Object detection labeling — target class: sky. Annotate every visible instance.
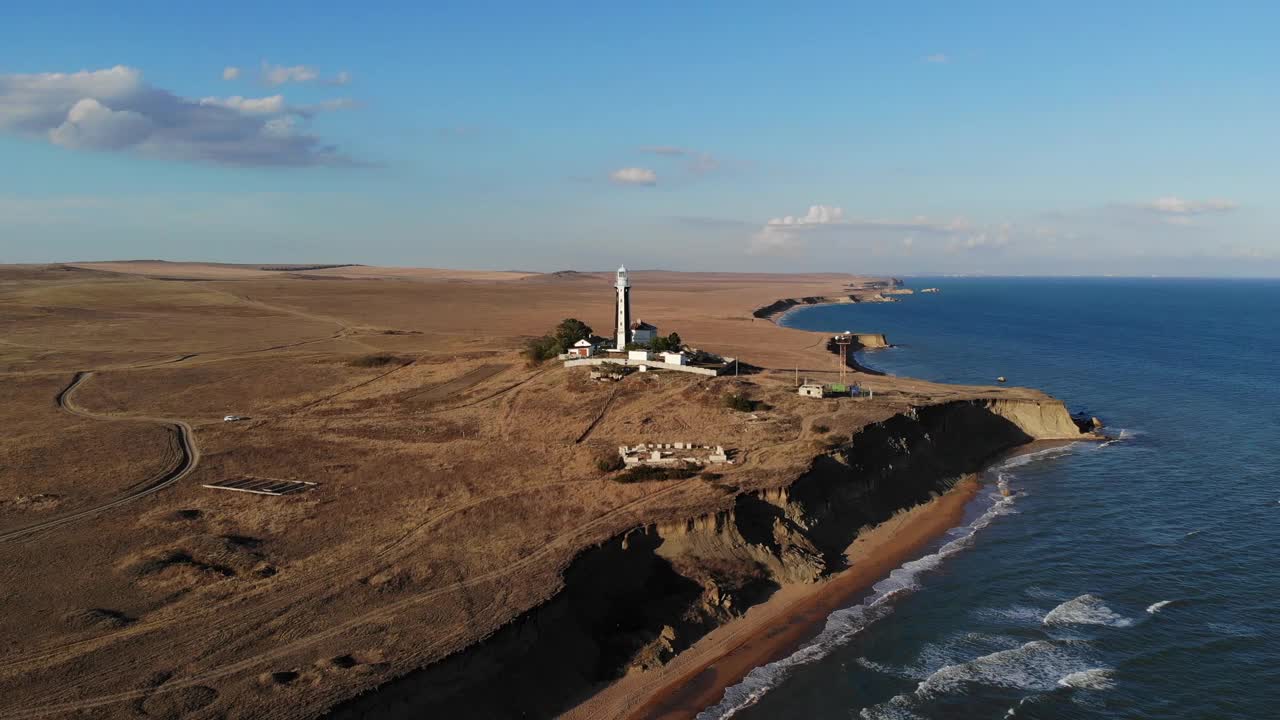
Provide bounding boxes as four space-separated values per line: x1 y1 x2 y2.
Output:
2 1 1278 276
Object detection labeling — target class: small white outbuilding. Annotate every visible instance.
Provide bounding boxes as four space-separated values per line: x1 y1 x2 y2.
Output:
628 349 652 361
661 351 687 365
568 338 594 358
798 383 825 398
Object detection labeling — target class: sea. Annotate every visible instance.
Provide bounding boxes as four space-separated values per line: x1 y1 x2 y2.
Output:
697 278 1280 719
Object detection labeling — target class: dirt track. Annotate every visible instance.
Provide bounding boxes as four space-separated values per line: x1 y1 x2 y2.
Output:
0 372 199 544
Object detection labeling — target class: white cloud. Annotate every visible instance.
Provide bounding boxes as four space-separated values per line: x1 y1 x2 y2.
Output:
261 62 351 87
750 204 845 254
946 225 1011 252
1115 196 1239 227
1135 196 1238 215
262 63 318 86
766 204 846 226
222 66 241 81
198 95 354 117
748 204 1017 256
610 167 657 185
48 98 153 150
0 66 359 166
923 53 950 64
200 94 286 114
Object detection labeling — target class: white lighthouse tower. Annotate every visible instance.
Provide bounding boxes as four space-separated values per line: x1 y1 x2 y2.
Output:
614 265 631 350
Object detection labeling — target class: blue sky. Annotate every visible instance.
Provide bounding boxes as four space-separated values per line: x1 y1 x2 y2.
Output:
3 1 1277 275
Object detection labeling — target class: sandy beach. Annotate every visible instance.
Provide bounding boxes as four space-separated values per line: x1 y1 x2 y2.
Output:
565 476 981 720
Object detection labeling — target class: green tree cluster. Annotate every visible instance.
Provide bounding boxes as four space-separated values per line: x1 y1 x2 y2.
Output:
626 331 683 354
525 318 594 364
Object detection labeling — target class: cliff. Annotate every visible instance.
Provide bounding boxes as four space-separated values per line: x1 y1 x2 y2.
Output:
751 295 855 320
327 397 1085 719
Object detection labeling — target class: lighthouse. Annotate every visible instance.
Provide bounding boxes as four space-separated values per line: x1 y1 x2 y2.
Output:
614 265 631 350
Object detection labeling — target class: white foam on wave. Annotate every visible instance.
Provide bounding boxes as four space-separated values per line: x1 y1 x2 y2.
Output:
1043 594 1133 628
995 444 1083 470
696 447 1076 720
916 641 1083 696
1058 668 1117 690
1097 427 1143 448
861 640 1102 718
696 443 1092 719
858 632 1024 682
1146 599 1175 614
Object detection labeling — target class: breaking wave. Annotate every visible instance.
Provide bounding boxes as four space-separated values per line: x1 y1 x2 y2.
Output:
1043 594 1133 628
860 640 1105 719
696 449 1071 719
1058 668 1117 690
1146 599 1175 614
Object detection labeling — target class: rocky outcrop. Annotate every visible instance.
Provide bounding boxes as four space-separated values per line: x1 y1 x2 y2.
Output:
329 398 1086 720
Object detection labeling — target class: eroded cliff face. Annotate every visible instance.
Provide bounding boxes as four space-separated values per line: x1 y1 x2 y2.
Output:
329 398 1084 720
653 398 1079 594
752 295 854 319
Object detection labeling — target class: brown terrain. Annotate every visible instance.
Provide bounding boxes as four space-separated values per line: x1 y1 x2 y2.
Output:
0 261 1090 719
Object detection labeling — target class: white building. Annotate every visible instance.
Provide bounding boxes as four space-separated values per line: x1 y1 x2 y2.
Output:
798 383 825 398
631 320 658 345
661 351 686 365
628 349 652 361
568 339 594 358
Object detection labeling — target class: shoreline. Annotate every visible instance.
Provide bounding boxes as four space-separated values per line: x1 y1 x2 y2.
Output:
564 475 982 720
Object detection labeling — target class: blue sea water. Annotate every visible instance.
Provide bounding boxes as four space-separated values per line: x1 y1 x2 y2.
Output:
700 278 1280 719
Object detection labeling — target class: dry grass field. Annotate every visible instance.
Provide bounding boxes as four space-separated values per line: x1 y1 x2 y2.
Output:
0 262 1056 719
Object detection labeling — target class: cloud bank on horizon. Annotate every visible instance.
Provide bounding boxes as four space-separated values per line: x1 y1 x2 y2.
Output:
0 66 357 166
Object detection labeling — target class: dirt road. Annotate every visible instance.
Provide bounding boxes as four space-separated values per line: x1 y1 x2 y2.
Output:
0 372 200 544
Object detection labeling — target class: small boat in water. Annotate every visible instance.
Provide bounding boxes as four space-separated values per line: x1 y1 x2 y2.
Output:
996 376 1007 383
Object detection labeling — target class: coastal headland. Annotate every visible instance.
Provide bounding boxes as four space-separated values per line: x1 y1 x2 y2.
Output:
0 262 1094 719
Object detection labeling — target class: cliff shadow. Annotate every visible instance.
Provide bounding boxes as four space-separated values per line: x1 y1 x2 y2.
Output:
327 530 705 720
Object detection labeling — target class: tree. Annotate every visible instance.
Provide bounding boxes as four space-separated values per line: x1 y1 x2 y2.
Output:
553 318 593 350
524 335 560 365
525 318 595 365
647 331 683 354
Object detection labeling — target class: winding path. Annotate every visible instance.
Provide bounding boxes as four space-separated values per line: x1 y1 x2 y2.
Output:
0 372 200 544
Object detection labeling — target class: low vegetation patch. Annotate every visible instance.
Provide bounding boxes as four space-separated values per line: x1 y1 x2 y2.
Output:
625 331 683 354
614 463 700 483
348 353 402 368
723 393 758 412
596 455 626 473
812 423 830 434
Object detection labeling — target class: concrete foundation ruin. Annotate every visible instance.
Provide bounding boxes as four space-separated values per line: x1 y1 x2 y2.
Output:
618 442 730 467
